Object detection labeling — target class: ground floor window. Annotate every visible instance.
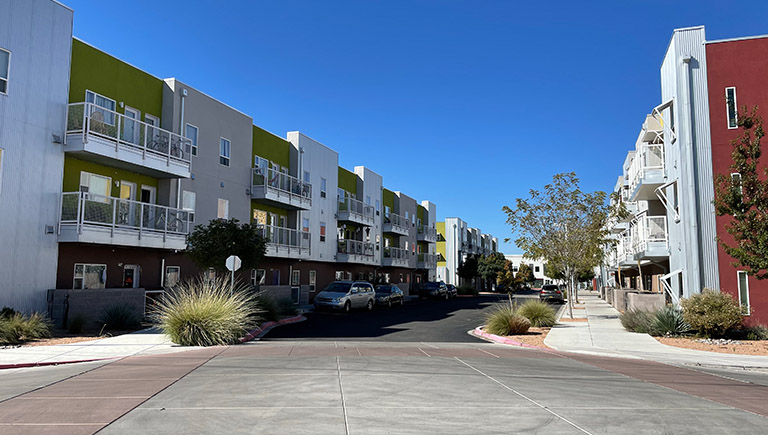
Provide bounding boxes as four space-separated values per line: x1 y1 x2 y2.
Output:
73 264 107 289
291 270 300 286
309 270 317 292
335 271 344 280
345 272 352 281
165 266 180 288
738 271 750 315
399 273 403 283
252 269 265 286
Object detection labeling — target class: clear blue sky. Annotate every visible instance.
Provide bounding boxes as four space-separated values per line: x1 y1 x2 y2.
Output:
63 0 768 254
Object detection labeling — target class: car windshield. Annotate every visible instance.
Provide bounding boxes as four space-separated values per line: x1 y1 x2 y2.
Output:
375 286 392 293
323 282 352 293
542 285 558 291
422 282 439 289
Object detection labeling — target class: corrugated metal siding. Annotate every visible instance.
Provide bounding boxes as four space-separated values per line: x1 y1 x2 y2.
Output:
0 0 72 313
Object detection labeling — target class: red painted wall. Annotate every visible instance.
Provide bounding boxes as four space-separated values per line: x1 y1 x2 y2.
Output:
706 37 768 325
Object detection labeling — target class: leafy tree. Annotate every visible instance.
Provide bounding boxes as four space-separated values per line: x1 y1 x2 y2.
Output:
457 256 479 284
577 268 595 283
502 173 619 318
478 252 506 288
714 107 768 280
497 260 517 290
186 219 267 273
543 262 565 281
514 263 535 288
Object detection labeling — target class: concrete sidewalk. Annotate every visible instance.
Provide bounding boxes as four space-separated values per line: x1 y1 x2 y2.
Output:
0 328 200 368
545 291 768 369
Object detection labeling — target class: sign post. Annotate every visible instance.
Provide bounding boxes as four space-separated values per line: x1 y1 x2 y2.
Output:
225 255 242 296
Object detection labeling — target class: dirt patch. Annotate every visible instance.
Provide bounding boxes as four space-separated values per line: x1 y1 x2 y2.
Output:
21 336 104 347
504 327 551 348
657 337 768 356
558 318 589 322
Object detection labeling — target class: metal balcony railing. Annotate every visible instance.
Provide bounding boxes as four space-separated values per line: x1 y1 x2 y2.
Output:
417 225 437 240
337 239 375 257
631 215 668 254
417 253 438 266
338 196 375 222
252 168 312 201
384 246 408 260
257 224 310 250
67 102 192 164
629 143 664 193
60 192 190 237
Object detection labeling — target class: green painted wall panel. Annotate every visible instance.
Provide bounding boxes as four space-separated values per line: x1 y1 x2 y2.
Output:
252 125 290 168
382 188 395 209
70 39 164 120
63 157 159 198
417 205 426 222
338 167 357 194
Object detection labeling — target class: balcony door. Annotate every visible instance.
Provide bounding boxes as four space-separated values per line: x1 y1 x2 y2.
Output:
119 181 136 226
122 106 140 145
141 185 157 230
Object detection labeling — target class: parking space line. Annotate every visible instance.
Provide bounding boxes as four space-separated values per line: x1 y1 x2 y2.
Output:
419 342 440 349
454 357 593 435
418 348 432 357
478 349 501 358
335 356 350 435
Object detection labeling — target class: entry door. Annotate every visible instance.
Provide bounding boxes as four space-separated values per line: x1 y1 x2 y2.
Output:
145 114 160 145
122 106 140 144
141 185 157 229
119 181 136 226
123 265 140 288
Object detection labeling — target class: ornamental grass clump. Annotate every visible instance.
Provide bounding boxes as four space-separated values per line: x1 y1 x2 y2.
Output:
485 303 531 336
0 312 52 345
153 276 261 346
681 289 743 338
651 306 690 336
517 299 556 327
619 309 654 334
99 305 141 331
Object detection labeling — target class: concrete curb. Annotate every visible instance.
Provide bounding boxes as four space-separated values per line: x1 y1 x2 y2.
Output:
470 326 549 350
0 357 117 370
240 315 306 343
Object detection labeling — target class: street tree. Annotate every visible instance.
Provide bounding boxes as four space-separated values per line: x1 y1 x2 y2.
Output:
478 252 506 290
514 263 535 288
186 218 267 273
502 172 618 318
497 260 517 291
457 256 479 286
714 107 768 280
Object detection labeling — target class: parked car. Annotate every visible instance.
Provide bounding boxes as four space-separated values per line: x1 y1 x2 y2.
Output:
416 281 448 300
374 284 404 307
446 284 458 299
539 284 564 304
314 281 375 313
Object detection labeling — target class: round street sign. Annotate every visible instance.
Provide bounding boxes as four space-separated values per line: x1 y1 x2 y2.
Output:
225 255 242 272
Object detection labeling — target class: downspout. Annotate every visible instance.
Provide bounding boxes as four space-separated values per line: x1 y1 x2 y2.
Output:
176 90 186 209
681 56 701 296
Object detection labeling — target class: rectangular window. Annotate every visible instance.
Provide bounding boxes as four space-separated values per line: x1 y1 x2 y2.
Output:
726 87 738 129
335 271 344 280
345 272 352 281
366 195 371 206
738 271 750 315
320 178 327 198
405 211 409 221
217 198 229 219
412 214 416 225
309 270 317 292
385 206 390 218
186 124 199 156
376 200 380 215
85 90 116 126
535 266 540 273
165 266 180 288
291 270 300 286
320 222 327 242
79 172 112 198
731 172 743 196
338 188 346 203
182 190 196 223
251 269 266 286
0 48 9 94
219 137 231 166
302 218 310 233
73 264 107 289
399 273 403 283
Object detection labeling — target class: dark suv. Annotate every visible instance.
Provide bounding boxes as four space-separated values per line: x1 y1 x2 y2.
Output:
539 284 564 304
416 281 449 300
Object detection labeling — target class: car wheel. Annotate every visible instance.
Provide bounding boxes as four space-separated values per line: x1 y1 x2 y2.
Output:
366 300 374 311
387 299 392 308
343 301 351 313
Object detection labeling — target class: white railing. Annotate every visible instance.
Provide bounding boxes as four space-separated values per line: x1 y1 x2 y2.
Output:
337 239 375 257
417 225 437 240
338 196 375 221
632 215 667 254
257 224 310 250
60 192 190 237
384 246 408 260
417 253 438 266
252 168 312 201
629 143 664 192
67 102 192 164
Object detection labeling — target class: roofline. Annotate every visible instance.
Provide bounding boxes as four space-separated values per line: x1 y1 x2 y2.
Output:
253 124 291 144
51 0 74 13
660 25 706 69
164 78 252 120
705 34 768 45
73 37 165 82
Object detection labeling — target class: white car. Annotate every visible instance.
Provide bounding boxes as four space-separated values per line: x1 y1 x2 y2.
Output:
313 281 375 313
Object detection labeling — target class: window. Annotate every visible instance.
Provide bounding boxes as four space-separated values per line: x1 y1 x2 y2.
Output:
376 234 380 250
0 48 9 94
85 90 116 126
182 191 196 223
217 198 229 219
320 178 327 198
384 273 390 283
385 206 390 218
338 188 346 203
345 272 352 281
165 266 180 288
405 241 409 251
535 266 540 273
405 211 409 221
251 269 266 286
186 124 199 156
399 273 403 283
73 264 107 289
366 195 371 206
302 218 310 233
731 172 743 196
309 270 317 292
292 270 300 286
376 200 380 215
738 271 750 315
320 222 327 242
412 214 416 226
335 271 344 280
79 172 111 198
726 87 738 129
219 137 231 166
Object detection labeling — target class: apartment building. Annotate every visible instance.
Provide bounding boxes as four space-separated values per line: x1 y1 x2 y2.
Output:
504 255 557 288
0 0 73 313
436 217 499 288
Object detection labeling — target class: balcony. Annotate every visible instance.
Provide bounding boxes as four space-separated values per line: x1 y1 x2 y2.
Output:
337 197 375 227
66 103 191 179
383 247 409 267
628 144 665 201
632 215 668 261
641 114 664 143
58 192 189 250
383 213 409 236
417 253 438 269
251 168 311 211
258 225 310 259
416 225 437 242
337 239 377 265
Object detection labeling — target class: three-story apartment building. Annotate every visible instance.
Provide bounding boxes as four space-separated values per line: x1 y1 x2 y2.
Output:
436 217 499 288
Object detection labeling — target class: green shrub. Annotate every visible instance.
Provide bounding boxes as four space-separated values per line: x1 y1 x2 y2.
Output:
517 299 556 327
681 289 743 338
651 306 689 336
153 276 261 346
457 286 478 296
728 325 768 341
0 306 17 319
0 312 52 344
100 305 141 331
485 304 531 336
620 309 654 334
255 293 280 322
68 314 88 334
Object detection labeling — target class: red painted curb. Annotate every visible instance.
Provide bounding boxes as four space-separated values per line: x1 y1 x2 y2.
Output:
240 315 306 343
472 326 548 350
0 357 117 370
